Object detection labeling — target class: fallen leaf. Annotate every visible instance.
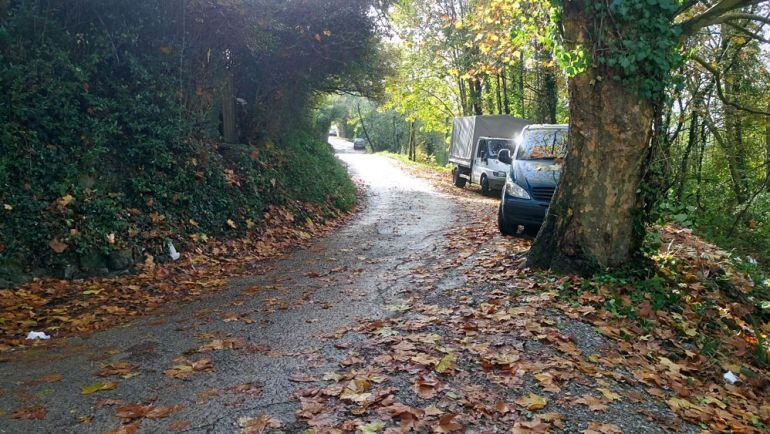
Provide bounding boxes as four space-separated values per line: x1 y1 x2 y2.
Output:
238 413 282 433
38 373 64 383
574 395 608 412
97 361 137 378
49 238 68 253
516 392 548 411
435 352 456 373
81 381 118 395
12 405 46 420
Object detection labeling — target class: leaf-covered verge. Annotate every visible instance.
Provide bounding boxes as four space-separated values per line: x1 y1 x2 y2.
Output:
0 196 357 349
0 0 379 281
315 155 769 432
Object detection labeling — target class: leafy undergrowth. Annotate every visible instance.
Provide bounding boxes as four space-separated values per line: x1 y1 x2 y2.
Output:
291 158 770 432
0 201 356 350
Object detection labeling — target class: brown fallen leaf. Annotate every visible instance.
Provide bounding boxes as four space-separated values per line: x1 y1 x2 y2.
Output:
168 420 192 432
163 357 213 379
434 413 463 433
289 373 317 383
238 413 282 433
97 361 138 378
38 373 65 383
107 421 140 434
512 418 550 434
574 395 609 412
229 383 262 396
12 405 46 420
582 422 622 434
116 403 182 421
413 375 441 399
48 238 68 253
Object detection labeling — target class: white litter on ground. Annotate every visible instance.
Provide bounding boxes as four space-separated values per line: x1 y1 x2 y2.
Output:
167 241 181 261
723 370 739 384
26 331 51 340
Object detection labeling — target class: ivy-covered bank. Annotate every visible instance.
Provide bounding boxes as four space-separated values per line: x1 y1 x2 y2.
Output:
0 0 378 283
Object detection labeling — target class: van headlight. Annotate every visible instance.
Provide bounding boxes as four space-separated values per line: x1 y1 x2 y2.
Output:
505 177 531 199
493 171 506 177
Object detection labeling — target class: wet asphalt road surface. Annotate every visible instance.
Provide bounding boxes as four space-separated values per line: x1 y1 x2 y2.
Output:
0 137 457 433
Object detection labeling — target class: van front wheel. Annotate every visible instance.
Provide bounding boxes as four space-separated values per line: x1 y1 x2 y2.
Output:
498 204 517 236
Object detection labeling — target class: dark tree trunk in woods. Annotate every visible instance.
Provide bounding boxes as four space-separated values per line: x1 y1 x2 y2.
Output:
468 78 483 115
526 3 655 272
766 122 770 191
501 67 510 114
408 121 416 161
535 49 557 123
676 108 699 201
221 72 238 144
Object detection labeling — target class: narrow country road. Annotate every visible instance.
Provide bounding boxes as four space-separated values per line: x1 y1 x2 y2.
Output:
0 137 459 433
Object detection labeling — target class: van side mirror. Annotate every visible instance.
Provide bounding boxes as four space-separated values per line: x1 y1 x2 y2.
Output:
498 149 512 164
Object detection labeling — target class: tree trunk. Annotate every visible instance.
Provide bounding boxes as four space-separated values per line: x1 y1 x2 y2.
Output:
526 4 655 272
408 121 416 161
766 121 770 191
220 72 238 144
501 67 510 115
676 109 699 201
535 48 557 123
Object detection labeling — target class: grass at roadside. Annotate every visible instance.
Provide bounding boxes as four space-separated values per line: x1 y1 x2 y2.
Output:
376 152 452 172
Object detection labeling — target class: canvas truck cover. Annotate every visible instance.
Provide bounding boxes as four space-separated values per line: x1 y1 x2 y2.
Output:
449 115 530 166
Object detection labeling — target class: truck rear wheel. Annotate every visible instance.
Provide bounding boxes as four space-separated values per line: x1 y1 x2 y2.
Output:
453 166 467 188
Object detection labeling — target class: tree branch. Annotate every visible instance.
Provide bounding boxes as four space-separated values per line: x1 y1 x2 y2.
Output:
679 0 764 37
715 12 770 25
725 21 770 43
690 55 770 116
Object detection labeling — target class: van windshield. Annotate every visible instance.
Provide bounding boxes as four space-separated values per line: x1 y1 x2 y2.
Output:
518 129 568 160
486 139 515 158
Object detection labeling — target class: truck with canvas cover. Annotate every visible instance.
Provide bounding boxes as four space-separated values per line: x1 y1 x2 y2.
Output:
450 115 530 195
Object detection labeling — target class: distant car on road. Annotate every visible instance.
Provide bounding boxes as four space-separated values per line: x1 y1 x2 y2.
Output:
353 138 366 150
329 127 338 136
497 124 568 236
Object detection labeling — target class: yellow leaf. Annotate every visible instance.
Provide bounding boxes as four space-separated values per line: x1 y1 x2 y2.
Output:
516 392 547 411
599 388 621 401
435 353 455 373
81 381 117 395
57 194 74 207
666 397 694 411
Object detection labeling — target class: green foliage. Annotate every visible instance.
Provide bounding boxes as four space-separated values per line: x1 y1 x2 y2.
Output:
321 95 449 165
585 0 684 100
0 0 367 275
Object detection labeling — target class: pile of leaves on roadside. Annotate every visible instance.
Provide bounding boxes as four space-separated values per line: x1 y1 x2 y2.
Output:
0 202 354 350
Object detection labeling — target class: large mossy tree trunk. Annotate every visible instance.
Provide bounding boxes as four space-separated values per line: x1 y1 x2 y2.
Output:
526 2 655 273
